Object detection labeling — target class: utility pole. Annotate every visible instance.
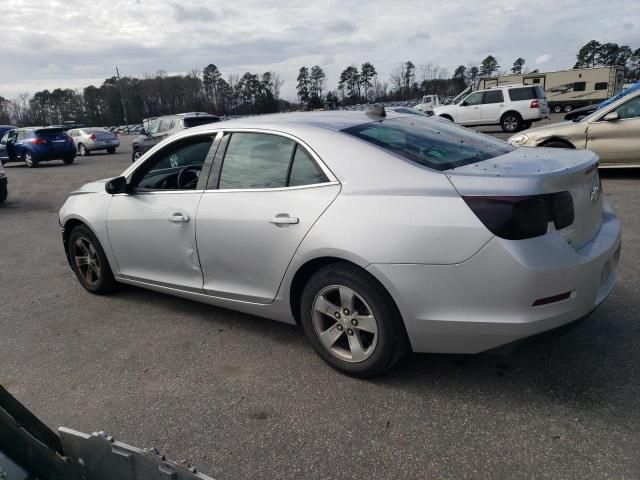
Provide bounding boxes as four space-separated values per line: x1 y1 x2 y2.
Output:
115 66 130 133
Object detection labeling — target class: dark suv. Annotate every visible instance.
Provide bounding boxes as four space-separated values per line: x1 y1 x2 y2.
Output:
131 112 221 162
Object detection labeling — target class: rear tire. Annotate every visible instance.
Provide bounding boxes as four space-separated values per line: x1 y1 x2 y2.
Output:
132 149 142 163
299 263 409 378
63 155 75 165
501 112 523 133
552 105 563 113
68 225 117 294
24 152 37 168
78 144 89 156
107 147 116 154
563 105 573 113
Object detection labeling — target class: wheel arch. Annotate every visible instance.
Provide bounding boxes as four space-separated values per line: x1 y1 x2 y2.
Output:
62 216 102 265
288 256 405 335
539 137 576 149
439 114 454 122
500 110 522 122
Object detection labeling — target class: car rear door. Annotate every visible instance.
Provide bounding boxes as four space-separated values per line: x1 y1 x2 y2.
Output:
480 89 504 123
586 94 640 165
196 131 340 303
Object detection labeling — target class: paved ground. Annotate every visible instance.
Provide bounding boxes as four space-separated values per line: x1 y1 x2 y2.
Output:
1 121 639 479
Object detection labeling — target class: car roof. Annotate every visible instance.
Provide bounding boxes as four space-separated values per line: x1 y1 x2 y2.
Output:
191 110 409 133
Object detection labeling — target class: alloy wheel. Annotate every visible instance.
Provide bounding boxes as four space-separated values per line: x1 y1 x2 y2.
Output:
73 236 102 287
24 153 34 167
311 285 379 363
79 144 87 156
503 116 519 132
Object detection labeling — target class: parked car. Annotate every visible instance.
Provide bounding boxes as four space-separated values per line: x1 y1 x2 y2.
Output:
0 125 16 138
59 109 620 377
0 160 7 203
414 94 443 114
508 89 640 167
131 113 221 162
67 127 120 156
433 84 550 133
0 127 76 167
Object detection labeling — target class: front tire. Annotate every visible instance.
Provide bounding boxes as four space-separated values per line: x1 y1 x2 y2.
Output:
299 263 409 378
501 112 523 133
68 225 117 294
132 149 142 163
24 152 37 168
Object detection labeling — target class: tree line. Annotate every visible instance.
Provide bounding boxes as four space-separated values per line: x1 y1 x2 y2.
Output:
1 40 638 127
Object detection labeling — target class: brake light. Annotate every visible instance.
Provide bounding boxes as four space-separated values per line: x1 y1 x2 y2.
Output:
530 100 540 109
463 192 574 240
89 134 96 141
66 135 73 143
32 137 47 145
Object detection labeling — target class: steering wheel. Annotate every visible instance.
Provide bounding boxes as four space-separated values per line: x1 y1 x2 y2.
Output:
176 165 202 189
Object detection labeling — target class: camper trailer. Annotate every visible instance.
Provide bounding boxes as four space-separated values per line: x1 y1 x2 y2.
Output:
478 66 625 113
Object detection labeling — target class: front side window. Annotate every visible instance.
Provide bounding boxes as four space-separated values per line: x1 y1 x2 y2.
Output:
147 119 161 135
614 96 640 120
463 92 483 106
135 136 213 190
342 117 514 171
0 132 9 145
483 90 504 104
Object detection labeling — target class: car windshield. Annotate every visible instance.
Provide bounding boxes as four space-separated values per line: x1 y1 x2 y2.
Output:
341 116 514 170
183 116 220 128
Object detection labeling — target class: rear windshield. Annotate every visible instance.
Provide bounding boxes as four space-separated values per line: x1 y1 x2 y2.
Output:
183 116 220 128
341 117 514 171
35 127 64 136
508 86 545 101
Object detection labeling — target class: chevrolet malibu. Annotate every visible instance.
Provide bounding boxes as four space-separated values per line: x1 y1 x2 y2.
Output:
59 110 621 377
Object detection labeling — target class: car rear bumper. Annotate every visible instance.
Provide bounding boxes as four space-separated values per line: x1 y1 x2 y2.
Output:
368 203 621 354
0 176 7 188
87 140 120 150
32 147 76 161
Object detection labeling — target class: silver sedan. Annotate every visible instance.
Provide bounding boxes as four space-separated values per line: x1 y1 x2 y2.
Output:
67 128 120 156
59 110 621 377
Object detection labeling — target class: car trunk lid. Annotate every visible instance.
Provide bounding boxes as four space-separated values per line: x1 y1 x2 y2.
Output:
446 147 602 250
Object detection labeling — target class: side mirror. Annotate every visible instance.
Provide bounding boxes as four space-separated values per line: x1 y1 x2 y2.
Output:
141 128 148 136
105 176 129 195
603 112 619 122
460 101 468 107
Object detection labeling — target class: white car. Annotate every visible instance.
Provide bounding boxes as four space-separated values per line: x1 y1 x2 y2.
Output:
434 85 550 133
59 109 620 377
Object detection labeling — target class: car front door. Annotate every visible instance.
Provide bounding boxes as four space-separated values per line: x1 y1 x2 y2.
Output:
0 132 10 164
106 133 218 289
458 92 484 124
196 131 340 303
481 89 504 123
586 95 640 165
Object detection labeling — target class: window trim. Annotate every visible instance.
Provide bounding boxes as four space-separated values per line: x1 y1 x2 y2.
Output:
206 128 338 192
593 94 640 123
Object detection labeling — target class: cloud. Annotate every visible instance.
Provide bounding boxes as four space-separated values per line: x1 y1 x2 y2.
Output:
535 54 553 64
1 0 638 100
171 3 216 23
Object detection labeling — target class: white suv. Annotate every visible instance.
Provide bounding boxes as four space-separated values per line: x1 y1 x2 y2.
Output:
433 85 550 133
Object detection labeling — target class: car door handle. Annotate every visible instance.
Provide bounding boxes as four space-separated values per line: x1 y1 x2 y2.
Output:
168 213 189 223
269 214 299 225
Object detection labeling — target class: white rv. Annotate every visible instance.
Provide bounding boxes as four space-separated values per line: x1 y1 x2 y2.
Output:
478 66 625 113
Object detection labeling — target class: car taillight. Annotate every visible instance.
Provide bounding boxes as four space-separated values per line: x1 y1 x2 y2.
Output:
530 100 540 108
463 192 574 240
66 135 73 143
32 137 47 145
89 134 96 141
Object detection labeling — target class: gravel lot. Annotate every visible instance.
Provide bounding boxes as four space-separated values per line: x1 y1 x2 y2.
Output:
1 117 639 479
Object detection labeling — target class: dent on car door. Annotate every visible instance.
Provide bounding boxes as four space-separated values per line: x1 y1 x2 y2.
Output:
106 134 218 289
587 95 640 164
196 132 340 303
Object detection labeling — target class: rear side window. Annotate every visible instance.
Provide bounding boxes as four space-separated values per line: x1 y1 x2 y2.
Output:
289 147 328 186
342 117 514 171
483 90 504 104
595 82 608 91
219 133 295 189
508 87 541 101
573 82 586 92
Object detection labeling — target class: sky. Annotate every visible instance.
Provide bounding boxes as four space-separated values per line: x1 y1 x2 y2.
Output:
2 0 639 101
